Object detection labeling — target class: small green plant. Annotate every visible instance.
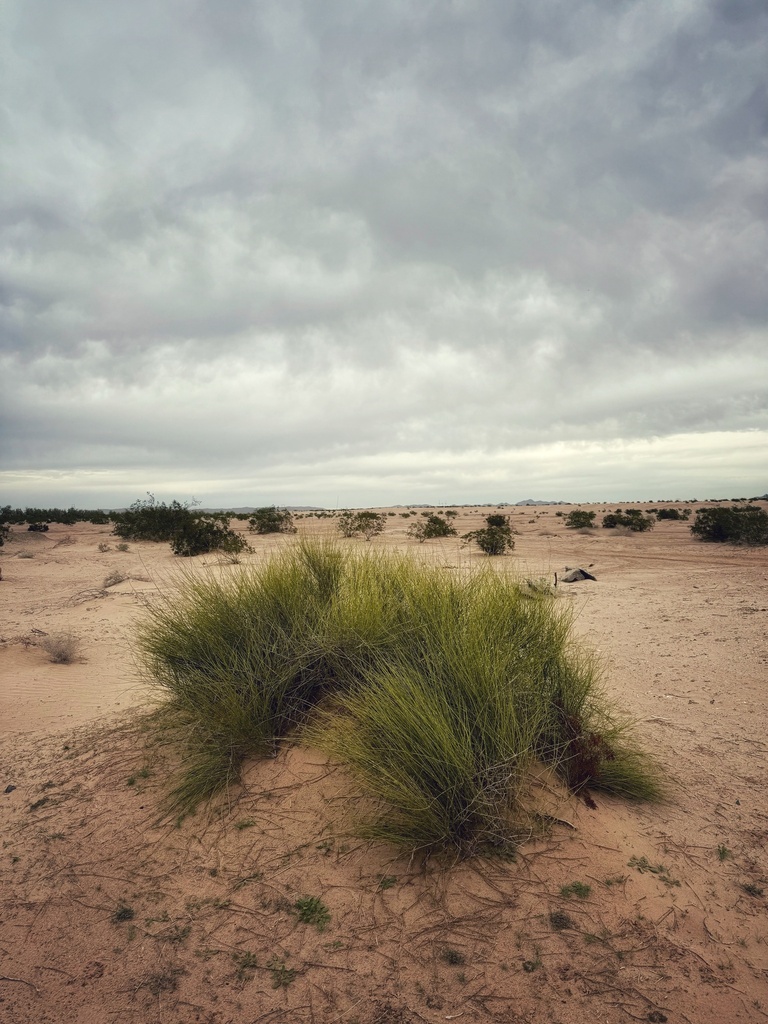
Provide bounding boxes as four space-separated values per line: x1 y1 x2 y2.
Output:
268 958 297 988
235 818 256 830
717 844 732 862
628 855 680 887
112 904 135 923
376 875 397 891
116 542 129 552
440 947 466 965
564 510 596 529
232 950 258 981
248 507 297 535
560 881 591 899
741 882 764 898
97 542 111 552
294 895 331 931
549 909 576 931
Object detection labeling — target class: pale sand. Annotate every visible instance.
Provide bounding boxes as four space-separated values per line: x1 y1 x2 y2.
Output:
1 507 767 1023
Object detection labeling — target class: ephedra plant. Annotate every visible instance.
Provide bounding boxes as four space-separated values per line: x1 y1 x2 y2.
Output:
137 541 662 856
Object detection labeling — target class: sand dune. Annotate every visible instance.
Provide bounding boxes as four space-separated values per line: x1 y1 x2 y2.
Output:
1 507 766 1023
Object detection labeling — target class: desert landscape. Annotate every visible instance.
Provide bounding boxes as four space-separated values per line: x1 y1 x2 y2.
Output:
1 504 767 1024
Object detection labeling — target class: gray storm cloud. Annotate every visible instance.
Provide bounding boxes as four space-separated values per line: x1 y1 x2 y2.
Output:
1 0 766 506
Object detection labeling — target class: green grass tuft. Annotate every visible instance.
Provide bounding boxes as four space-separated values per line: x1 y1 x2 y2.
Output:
136 541 664 853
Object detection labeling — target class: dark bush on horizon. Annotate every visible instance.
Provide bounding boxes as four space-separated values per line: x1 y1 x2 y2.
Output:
248 507 297 535
656 508 691 521
0 505 111 526
690 505 768 545
602 509 654 532
564 510 596 529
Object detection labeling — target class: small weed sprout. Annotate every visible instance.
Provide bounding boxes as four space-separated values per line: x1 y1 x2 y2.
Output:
97 542 111 552
294 895 331 931
549 909 576 931
268 958 297 988
717 844 732 861
232 950 258 981
112 904 135 923
39 633 80 664
440 947 466 966
116 542 129 552
560 881 591 899
741 882 764 898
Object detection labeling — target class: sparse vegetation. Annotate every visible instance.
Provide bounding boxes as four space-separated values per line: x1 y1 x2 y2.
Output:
137 541 662 855
564 510 596 529
560 881 591 899
39 633 80 664
602 509 655 532
248 507 297 535
691 505 768 545
463 514 515 555
293 895 331 931
655 507 691 521
407 514 457 543
337 510 386 540
112 494 247 556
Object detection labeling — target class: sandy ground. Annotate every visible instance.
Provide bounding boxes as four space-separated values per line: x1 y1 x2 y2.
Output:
1 506 767 1024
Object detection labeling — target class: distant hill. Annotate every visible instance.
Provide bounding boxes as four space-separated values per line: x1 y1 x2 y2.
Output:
514 498 570 506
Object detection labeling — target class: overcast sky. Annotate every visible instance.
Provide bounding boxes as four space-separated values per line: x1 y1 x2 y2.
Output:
2 0 766 509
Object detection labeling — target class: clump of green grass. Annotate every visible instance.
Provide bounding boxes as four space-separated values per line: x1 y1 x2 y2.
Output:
560 881 591 899
293 895 331 931
137 541 663 855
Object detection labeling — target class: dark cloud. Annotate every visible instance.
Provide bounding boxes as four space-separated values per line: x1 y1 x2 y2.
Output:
1 0 766 505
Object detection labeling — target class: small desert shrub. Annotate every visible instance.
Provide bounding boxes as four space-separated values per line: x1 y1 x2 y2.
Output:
248 507 297 535
39 633 80 664
116 542 129 552
337 511 386 541
97 542 111 552
137 542 661 854
170 516 250 557
602 510 654 532
656 508 690 521
408 514 457 543
112 494 193 542
104 570 128 588
28 523 49 532
690 505 768 545
463 514 515 555
564 510 596 529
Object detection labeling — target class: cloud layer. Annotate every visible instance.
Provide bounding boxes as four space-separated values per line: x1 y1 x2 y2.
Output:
2 1 766 506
